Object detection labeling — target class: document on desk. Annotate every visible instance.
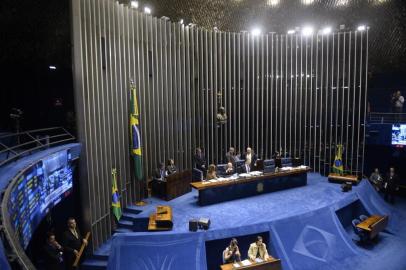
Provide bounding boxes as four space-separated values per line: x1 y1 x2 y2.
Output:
241 260 252 266
233 263 241 268
254 258 264 263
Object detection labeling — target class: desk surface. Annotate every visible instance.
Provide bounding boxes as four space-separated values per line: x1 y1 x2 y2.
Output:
220 257 281 270
328 173 358 182
191 167 310 190
148 206 173 231
356 215 387 231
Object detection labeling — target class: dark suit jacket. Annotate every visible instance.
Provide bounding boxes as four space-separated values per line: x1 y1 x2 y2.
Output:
225 152 238 164
384 173 399 191
62 229 83 269
166 165 178 175
240 163 253 174
43 244 63 270
154 169 167 180
193 154 206 171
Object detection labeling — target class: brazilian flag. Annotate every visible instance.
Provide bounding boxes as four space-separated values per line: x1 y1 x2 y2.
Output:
130 82 143 181
332 144 344 175
111 168 122 221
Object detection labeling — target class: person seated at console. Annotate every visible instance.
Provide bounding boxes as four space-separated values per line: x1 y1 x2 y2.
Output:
193 147 207 173
248 236 269 261
154 162 167 181
206 164 217 180
241 147 258 171
166 159 177 175
223 238 241 264
225 162 235 175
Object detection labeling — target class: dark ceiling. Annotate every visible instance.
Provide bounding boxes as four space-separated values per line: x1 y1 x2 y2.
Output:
0 0 405 130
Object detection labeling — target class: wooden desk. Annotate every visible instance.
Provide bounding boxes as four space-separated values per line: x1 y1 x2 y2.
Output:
191 167 309 205
151 170 192 200
328 173 359 184
220 257 281 270
356 215 388 239
148 206 173 231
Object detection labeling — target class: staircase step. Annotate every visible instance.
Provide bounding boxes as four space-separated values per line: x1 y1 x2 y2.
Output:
81 259 107 270
118 219 133 229
113 227 133 233
124 205 143 215
121 211 141 221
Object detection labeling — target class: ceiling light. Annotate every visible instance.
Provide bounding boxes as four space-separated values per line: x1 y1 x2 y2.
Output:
49 66 56 70
302 26 314 36
357 25 366 31
322 27 332 35
130 1 139 9
144 7 151 14
251 28 261 36
287 30 295 35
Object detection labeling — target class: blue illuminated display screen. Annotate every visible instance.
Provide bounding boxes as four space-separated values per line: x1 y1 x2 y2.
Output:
7 150 74 249
392 124 406 145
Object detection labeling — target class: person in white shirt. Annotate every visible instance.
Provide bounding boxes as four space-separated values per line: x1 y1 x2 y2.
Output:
248 236 269 261
241 147 258 172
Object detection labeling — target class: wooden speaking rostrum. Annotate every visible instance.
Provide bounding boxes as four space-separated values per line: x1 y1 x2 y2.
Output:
73 232 91 267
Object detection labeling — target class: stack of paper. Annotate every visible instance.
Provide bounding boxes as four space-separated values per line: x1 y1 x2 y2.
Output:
241 260 252 266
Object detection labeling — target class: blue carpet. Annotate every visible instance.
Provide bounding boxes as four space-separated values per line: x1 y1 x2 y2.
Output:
99 173 406 270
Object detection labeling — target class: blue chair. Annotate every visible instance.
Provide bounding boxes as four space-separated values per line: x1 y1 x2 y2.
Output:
192 168 203 181
216 164 227 176
352 218 368 243
281 157 293 167
359 214 368 222
235 160 245 173
263 159 275 173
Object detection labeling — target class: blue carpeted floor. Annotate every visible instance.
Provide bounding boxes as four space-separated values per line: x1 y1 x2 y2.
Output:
85 173 406 270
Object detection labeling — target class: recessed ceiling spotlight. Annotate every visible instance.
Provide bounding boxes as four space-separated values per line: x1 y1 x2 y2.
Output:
130 1 139 9
357 25 366 31
322 27 332 35
179 19 184 24
251 28 261 36
302 26 314 36
287 29 295 34
144 6 151 14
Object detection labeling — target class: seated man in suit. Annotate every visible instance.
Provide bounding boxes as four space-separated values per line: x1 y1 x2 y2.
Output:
166 159 178 175
223 238 241 264
248 236 269 261
224 162 235 175
193 147 207 173
154 162 167 181
241 147 258 171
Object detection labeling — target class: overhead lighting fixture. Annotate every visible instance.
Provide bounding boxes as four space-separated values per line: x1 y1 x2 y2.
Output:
251 28 261 36
130 1 139 9
322 27 332 35
287 29 295 35
302 26 314 36
357 25 366 31
213 26 219 32
49 65 56 70
188 23 196 27
161 16 170 21
301 0 314 5
144 6 151 14
267 0 280 7
179 19 184 24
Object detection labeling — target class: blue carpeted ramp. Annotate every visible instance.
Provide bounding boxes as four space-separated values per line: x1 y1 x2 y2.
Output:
270 206 359 270
107 233 205 270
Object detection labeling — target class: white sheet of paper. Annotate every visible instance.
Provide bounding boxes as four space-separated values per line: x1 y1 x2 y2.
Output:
255 258 264 263
241 260 252 266
233 263 240 268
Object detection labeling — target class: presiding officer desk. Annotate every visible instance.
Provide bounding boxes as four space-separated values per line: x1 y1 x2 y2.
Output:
191 166 310 205
220 257 281 270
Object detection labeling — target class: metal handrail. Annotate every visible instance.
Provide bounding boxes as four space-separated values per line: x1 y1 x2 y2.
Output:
0 127 75 167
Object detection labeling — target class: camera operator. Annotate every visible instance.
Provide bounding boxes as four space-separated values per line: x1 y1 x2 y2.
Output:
223 238 241 263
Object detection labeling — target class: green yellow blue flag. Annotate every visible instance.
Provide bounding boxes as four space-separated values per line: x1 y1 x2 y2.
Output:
111 168 122 221
130 82 143 181
332 144 344 175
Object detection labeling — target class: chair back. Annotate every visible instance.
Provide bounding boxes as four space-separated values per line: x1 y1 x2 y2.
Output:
263 159 275 173
359 214 368 221
216 164 227 176
281 157 293 167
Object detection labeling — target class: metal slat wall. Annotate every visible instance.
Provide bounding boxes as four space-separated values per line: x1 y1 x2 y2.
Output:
72 0 368 250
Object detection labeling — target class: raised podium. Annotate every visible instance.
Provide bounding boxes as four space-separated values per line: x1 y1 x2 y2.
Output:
356 215 388 239
148 205 173 231
220 257 281 270
151 170 192 200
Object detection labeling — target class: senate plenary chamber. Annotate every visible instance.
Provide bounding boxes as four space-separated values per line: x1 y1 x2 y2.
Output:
1 0 406 270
